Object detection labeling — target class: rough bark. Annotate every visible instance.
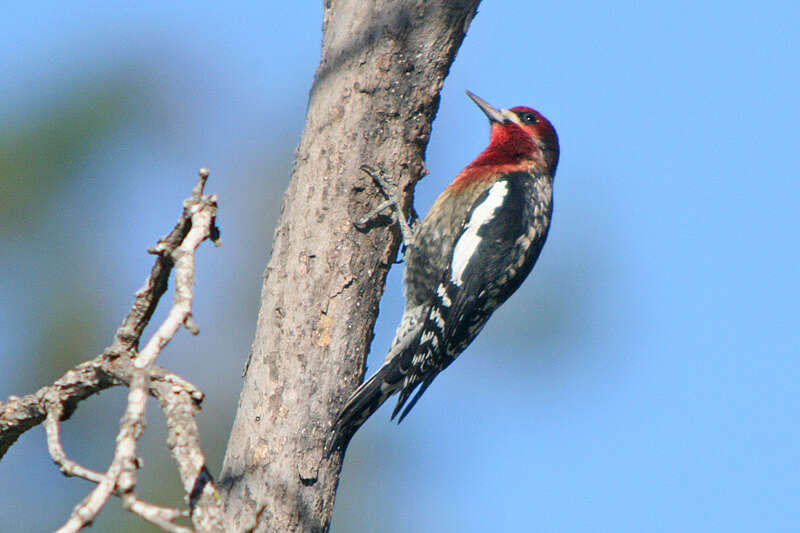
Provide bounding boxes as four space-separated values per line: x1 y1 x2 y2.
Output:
218 2 481 532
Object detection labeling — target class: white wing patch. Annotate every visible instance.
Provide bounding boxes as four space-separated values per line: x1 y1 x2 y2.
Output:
420 330 436 344
436 284 452 307
429 307 445 330
450 181 509 286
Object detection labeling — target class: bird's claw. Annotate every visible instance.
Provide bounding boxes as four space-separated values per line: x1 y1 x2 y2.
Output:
352 214 372 231
354 165 416 246
359 165 394 194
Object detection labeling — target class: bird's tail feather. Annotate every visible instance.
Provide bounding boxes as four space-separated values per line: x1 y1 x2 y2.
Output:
328 308 429 455
391 371 438 422
327 362 400 455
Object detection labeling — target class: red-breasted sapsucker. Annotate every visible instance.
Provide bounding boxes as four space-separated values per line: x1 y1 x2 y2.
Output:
330 91 559 451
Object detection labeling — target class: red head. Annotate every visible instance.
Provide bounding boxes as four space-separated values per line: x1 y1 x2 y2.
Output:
463 91 559 177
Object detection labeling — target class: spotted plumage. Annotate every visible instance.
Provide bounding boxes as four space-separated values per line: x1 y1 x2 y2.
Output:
329 91 559 453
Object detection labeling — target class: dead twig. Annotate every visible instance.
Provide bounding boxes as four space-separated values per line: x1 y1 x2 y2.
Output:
2 168 223 532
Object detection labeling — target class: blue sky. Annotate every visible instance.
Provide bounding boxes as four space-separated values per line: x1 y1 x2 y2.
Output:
2 2 799 532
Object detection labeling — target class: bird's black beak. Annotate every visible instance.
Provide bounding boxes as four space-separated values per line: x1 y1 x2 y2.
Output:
466 90 507 124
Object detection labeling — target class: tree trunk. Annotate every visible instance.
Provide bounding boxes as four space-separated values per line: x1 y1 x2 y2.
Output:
218 2 481 531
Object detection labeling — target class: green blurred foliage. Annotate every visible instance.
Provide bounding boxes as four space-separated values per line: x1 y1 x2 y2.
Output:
0 76 142 235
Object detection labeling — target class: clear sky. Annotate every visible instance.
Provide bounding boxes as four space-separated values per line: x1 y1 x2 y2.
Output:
2 2 799 532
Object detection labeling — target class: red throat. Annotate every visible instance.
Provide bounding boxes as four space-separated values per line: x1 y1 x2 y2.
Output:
449 122 546 192
480 122 538 166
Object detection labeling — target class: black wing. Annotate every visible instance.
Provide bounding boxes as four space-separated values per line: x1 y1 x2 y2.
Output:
392 172 552 420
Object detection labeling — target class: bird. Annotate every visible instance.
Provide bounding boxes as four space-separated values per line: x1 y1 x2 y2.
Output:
329 90 560 453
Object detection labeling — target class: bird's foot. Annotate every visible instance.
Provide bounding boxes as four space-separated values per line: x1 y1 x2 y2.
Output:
354 165 417 247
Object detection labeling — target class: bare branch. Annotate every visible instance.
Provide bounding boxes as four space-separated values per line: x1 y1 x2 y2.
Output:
54 371 146 533
0 169 217 458
1 359 120 459
122 495 192 533
153 378 221 532
107 168 217 356
44 402 106 484
122 494 193 533
2 168 223 532
0 358 198 459
46 401 192 533
136 188 218 369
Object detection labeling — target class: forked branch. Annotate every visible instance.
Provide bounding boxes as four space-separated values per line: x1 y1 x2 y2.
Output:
0 168 223 532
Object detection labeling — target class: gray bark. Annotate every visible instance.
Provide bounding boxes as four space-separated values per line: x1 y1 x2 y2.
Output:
217 1 481 532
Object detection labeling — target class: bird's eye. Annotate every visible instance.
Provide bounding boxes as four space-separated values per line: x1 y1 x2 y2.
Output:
522 112 539 124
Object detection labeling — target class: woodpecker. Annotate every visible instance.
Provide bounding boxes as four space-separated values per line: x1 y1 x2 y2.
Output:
330 91 559 452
